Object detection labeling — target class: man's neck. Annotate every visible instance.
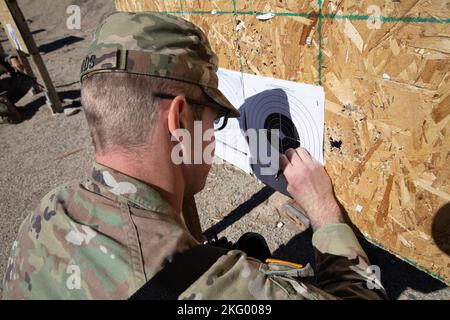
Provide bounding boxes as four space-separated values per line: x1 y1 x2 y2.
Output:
96 150 185 214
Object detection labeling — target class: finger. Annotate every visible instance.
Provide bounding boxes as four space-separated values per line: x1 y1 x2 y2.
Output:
282 150 306 176
287 148 307 169
285 148 299 163
295 147 314 165
283 155 306 181
279 154 291 171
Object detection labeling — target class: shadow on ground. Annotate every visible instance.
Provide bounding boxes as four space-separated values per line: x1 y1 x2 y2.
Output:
18 89 80 120
38 36 84 54
272 230 447 299
203 186 275 241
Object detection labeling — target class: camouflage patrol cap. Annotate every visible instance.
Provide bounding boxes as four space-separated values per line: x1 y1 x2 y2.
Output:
80 12 240 118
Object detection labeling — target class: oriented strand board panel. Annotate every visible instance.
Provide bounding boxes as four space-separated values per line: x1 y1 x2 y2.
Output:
115 0 450 284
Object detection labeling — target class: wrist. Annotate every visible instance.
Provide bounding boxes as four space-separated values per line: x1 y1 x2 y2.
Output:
311 216 344 231
309 199 343 231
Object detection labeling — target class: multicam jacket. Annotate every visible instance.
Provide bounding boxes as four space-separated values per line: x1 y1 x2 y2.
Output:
2 162 386 300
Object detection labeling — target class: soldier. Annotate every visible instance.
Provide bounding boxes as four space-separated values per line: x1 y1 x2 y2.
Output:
2 12 386 300
0 53 34 124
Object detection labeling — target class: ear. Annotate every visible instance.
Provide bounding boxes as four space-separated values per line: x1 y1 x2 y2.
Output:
167 95 188 136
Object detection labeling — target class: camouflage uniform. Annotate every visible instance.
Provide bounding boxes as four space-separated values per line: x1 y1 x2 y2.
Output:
0 53 33 124
2 163 386 300
2 12 387 300
2 163 198 299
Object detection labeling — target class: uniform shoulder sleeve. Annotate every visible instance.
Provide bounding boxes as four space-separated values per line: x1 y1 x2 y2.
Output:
1 185 138 300
312 223 387 300
2 187 67 299
179 250 336 300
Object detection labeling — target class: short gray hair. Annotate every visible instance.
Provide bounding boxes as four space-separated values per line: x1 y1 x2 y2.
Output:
81 73 205 154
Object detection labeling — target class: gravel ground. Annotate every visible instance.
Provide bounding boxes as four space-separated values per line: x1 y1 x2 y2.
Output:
0 0 448 300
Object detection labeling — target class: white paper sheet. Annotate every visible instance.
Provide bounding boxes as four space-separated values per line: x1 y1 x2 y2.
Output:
6 24 23 51
215 68 325 195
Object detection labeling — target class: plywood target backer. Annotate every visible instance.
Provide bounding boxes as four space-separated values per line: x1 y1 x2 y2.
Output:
117 0 450 285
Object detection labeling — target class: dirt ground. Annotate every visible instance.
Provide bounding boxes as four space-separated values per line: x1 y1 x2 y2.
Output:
0 0 448 300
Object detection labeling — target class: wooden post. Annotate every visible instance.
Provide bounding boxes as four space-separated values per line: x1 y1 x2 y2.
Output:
15 50 41 94
0 0 62 112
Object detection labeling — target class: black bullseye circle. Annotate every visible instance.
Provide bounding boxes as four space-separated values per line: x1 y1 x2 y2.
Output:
264 113 301 153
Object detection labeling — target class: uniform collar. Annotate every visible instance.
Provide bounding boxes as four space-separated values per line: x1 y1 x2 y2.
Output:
86 162 178 217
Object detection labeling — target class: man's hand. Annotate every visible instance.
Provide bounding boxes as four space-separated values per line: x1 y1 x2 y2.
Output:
10 57 25 73
280 147 343 231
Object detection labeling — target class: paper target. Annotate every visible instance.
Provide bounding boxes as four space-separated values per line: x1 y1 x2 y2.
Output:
215 68 324 195
215 69 252 174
